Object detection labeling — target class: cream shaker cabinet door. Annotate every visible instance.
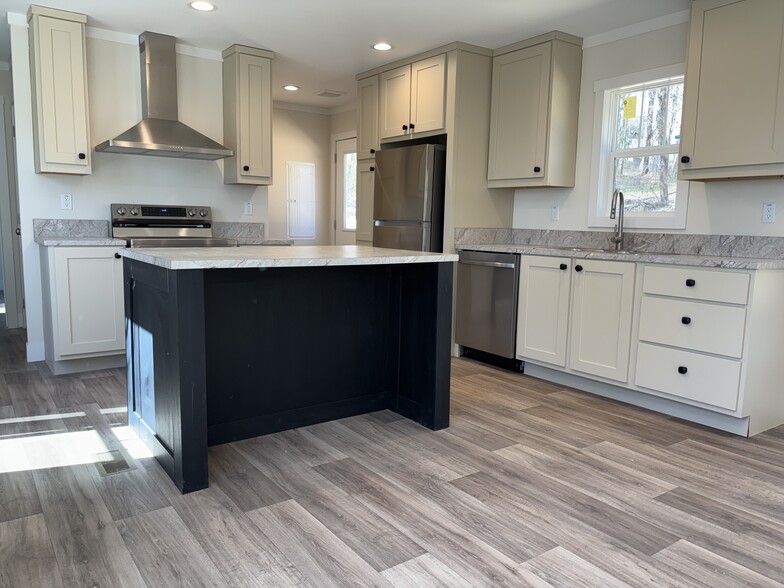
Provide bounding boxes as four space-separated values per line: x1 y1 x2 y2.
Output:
410 54 446 135
223 45 273 185
568 260 635 383
52 248 125 358
680 0 784 178
356 161 375 242
357 76 379 159
516 255 571 366
378 64 412 139
487 43 550 183
29 10 91 174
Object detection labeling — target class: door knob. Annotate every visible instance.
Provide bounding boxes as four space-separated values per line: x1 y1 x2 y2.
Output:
15 227 20 236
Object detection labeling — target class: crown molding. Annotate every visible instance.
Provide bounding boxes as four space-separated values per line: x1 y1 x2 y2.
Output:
583 9 689 49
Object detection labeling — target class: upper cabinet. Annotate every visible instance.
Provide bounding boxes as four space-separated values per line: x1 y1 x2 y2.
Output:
223 44 274 185
357 76 379 159
487 32 582 188
27 6 91 175
378 54 446 140
679 0 784 180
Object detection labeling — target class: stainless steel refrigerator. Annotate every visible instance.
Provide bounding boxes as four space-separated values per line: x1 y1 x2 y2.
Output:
373 144 446 252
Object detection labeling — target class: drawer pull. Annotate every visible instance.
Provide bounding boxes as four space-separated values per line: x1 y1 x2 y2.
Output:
559 263 568 270
681 316 691 325
685 279 696 287
678 366 688 375
114 252 121 259
575 264 583 272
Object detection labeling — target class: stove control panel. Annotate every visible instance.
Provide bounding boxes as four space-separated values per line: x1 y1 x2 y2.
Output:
111 204 212 223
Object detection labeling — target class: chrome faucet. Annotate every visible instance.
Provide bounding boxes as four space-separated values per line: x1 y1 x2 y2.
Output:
609 189 624 251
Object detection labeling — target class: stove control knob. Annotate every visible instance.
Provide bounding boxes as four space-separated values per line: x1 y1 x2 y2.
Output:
187 209 196 217
116 207 126 216
130 208 139 216
199 209 208 217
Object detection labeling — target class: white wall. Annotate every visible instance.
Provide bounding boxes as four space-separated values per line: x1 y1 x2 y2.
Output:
10 23 268 360
512 22 784 236
267 106 332 244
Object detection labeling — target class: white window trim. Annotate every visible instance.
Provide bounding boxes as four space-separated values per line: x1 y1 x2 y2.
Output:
588 63 689 230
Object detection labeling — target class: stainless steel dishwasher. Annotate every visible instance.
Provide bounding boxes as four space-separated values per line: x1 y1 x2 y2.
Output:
455 250 522 370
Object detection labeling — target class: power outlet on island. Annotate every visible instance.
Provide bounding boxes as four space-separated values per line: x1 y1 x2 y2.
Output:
244 201 253 215
762 202 776 223
60 193 73 210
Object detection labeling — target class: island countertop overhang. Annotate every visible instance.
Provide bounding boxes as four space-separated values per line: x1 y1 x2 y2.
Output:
116 245 457 270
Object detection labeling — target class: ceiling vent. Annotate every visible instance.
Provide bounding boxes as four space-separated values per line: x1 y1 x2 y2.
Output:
314 89 347 99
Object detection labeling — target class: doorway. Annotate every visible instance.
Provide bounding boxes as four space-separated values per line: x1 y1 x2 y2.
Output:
333 136 357 245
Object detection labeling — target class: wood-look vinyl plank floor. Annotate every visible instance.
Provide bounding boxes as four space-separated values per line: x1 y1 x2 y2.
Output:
1 325 784 586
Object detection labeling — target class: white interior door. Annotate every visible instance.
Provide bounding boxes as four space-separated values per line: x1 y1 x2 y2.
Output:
0 96 23 329
287 161 316 240
335 137 357 245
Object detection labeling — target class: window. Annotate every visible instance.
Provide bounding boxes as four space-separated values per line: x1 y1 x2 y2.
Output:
342 152 357 230
589 65 689 229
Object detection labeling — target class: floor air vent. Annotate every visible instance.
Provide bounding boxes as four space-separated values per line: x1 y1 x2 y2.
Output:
94 449 135 476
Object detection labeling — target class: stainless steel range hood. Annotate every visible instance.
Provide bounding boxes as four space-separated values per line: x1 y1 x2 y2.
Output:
95 32 233 160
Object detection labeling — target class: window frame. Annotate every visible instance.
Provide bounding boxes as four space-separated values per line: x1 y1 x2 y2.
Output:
588 64 689 230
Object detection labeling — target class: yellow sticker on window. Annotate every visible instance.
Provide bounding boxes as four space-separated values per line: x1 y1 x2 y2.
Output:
623 96 637 120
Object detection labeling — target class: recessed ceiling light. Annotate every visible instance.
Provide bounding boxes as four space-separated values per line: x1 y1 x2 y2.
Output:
283 85 300 91
188 1 216 12
372 42 393 51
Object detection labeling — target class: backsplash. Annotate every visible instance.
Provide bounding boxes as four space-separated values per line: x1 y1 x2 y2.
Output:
33 219 266 243
454 228 784 259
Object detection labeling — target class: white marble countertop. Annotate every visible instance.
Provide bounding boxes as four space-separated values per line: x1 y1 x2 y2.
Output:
37 237 127 247
118 245 458 270
457 243 784 270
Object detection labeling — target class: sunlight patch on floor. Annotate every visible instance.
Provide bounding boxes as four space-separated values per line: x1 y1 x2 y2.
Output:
0 430 109 473
0 411 85 426
112 425 153 459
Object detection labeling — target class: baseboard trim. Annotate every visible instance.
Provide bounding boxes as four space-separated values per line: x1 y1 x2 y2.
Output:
26 341 45 362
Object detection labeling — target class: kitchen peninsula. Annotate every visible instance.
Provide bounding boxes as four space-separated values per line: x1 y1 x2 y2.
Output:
118 245 456 493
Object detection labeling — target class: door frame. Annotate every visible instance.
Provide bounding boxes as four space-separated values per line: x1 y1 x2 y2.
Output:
330 131 357 245
0 95 24 329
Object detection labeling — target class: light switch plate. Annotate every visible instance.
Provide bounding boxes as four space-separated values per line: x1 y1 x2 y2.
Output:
551 206 560 222
244 201 253 215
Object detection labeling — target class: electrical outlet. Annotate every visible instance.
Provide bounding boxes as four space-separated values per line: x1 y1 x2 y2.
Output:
243 201 253 215
60 193 72 210
763 202 776 223
551 205 560 222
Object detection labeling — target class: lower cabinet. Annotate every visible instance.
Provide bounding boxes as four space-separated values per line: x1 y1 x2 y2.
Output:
517 255 635 383
42 247 125 367
356 160 375 243
516 253 784 435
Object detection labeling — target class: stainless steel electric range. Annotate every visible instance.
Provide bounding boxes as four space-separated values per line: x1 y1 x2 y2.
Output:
111 204 238 247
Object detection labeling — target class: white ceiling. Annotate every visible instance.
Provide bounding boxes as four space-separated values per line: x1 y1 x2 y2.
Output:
0 0 690 109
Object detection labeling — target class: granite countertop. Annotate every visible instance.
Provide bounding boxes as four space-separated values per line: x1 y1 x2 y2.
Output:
456 243 784 270
118 245 458 270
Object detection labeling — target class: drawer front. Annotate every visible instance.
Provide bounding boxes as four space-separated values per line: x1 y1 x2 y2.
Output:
638 296 747 358
643 266 749 304
635 343 741 411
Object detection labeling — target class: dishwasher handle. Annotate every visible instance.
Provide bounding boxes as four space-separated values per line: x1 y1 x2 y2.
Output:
459 259 516 269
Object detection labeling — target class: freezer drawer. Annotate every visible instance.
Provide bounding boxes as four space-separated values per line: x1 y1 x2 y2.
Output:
372 221 432 252
455 250 520 359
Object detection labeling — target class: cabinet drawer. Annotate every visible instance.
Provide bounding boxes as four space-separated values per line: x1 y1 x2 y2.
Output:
638 296 746 358
635 343 741 411
643 266 749 304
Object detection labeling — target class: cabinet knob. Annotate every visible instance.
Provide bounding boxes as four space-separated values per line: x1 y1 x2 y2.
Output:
678 366 688 375
243 165 250 171
575 264 583 272
370 148 376 154
402 124 408 131
559 263 567 270
685 278 696 287
78 152 86 160
369 166 375 171
409 123 415 130
114 252 121 259
681 316 691 325
534 166 541 173
681 155 690 164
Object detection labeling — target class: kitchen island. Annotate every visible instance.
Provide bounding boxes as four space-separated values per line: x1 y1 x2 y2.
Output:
118 246 456 493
